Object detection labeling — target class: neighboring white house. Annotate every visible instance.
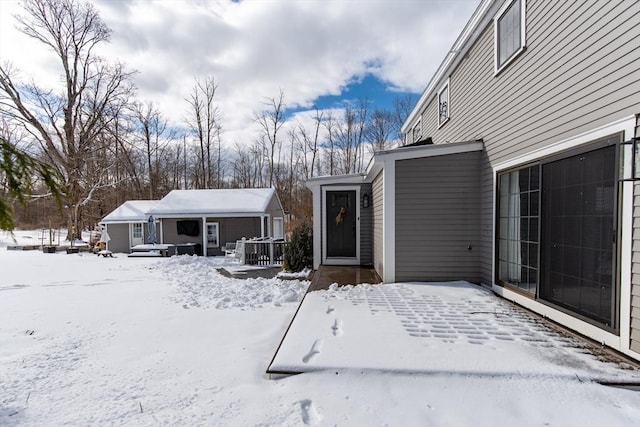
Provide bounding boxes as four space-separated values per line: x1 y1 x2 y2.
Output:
100 200 159 253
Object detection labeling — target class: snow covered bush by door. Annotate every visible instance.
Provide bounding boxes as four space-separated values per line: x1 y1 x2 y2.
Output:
283 222 313 272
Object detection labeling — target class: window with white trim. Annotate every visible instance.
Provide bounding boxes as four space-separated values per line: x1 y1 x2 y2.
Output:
273 217 284 240
438 80 450 127
206 222 219 247
132 223 143 239
495 0 526 73
412 121 421 143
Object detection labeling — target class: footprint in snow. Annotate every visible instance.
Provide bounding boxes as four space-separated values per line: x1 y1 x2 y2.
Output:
331 319 343 336
300 399 321 425
302 339 322 363
326 305 335 314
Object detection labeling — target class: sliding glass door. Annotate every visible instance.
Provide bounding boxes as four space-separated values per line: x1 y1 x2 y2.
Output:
497 165 540 295
539 145 617 328
497 138 619 329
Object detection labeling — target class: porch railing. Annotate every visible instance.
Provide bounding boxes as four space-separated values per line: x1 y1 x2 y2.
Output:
238 239 288 266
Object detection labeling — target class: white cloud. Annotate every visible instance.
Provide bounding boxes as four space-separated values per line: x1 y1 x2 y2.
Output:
0 0 478 148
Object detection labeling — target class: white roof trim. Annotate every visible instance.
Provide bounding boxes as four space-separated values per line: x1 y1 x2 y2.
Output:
305 173 366 188
365 140 483 181
402 0 495 133
146 213 268 219
376 140 483 162
100 220 144 225
308 141 485 188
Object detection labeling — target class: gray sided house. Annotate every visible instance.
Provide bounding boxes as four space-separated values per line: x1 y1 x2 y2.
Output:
308 0 640 361
100 200 159 253
146 188 285 256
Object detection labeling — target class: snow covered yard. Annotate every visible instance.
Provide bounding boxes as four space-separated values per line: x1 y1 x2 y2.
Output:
0 249 307 425
1 245 640 426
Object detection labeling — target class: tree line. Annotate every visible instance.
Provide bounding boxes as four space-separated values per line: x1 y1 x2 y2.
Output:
0 0 414 236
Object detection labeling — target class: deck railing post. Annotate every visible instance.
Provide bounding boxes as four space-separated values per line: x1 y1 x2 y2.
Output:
269 241 274 265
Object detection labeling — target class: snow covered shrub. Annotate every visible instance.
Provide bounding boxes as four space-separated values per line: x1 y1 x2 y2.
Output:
284 222 312 272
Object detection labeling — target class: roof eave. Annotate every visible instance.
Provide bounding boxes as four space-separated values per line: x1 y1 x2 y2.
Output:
401 0 496 134
364 140 484 182
305 173 366 189
146 212 269 218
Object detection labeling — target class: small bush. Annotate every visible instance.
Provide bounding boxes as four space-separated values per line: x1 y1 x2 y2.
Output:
284 222 313 272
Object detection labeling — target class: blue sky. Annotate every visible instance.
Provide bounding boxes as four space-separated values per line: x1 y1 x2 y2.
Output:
0 0 479 145
295 74 416 114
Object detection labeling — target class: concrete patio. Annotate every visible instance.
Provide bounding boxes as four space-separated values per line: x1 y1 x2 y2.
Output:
268 280 640 385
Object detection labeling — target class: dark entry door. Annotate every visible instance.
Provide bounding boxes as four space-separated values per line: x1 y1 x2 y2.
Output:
326 190 357 258
540 145 616 328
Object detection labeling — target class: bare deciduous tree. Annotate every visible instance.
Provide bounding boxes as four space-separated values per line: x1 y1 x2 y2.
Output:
185 76 221 189
330 98 369 174
0 0 135 237
134 101 169 199
366 109 395 154
294 107 323 180
255 89 285 187
394 94 416 146
322 111 337 176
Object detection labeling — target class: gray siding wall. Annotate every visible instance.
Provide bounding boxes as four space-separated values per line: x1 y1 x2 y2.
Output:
395 151 481 282
417 0 640 284
632 118 640 353
265 195 285 235
219 218 261 245
360 183 373 266
161 217 261 256
161 218 202 246
372 172 384 279
633 181 640 353
105 223 130 253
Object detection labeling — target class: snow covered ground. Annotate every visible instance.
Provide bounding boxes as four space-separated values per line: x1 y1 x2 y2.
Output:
1 234 639 426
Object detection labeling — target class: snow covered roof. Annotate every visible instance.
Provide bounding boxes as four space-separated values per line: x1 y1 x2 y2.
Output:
147 188 277 217
101 200 159 223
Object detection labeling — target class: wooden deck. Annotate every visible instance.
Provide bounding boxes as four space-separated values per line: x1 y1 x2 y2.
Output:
307 265 382 291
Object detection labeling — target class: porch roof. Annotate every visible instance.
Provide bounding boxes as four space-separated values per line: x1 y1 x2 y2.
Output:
146 188 276 218
101 200 159 224
305 173 366 189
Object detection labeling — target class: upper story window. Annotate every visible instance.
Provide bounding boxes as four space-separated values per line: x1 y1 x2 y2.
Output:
412 121 421 143
494 0 526 73
438 79 450 127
